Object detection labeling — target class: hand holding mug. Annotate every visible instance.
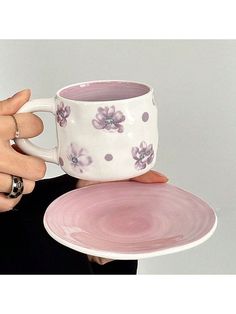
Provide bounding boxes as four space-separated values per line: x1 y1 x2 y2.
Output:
0 90 46 212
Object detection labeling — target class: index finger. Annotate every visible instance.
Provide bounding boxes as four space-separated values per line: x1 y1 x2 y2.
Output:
0 89 31 115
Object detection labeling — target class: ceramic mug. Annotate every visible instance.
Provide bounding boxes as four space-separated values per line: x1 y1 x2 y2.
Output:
16 80 158 181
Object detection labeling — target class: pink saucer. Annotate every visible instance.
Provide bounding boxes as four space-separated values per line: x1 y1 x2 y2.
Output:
43 182 217 260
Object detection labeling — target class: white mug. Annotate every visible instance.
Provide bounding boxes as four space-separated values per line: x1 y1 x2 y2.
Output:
16 80 158 181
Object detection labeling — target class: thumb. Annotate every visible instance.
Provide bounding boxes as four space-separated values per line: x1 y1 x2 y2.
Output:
0 89 31 115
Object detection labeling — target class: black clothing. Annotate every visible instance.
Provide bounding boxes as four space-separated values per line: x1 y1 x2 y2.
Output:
0 175 137 274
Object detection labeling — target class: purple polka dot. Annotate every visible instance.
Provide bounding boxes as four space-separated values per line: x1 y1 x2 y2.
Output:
142 112 149 122
105 154 113 161
59 157 64 166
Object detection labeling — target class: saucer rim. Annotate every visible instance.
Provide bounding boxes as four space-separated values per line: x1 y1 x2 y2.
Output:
43 182 218 260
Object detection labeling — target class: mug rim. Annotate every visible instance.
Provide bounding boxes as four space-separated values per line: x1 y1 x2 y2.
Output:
56 79 154 103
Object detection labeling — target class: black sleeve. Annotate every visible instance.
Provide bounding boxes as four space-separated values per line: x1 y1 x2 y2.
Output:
0 175 92 274
16 174 78 219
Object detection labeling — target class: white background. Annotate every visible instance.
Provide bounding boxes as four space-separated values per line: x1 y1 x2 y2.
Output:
0 40 235 274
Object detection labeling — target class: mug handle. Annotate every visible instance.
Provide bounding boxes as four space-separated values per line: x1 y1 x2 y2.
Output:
15 98 58 164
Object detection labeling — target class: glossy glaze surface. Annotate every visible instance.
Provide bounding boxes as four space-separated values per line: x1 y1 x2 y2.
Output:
44 182 217 259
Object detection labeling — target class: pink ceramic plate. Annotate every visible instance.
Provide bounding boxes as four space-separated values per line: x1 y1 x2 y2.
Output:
43 182 217 259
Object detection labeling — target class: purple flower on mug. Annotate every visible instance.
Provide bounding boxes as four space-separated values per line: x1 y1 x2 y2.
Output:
56 102 71 127
67 142 92 173
132 141 155 170
92 105 125 133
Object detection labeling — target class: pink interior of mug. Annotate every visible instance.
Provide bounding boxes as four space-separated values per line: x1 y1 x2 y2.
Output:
59 81 150 101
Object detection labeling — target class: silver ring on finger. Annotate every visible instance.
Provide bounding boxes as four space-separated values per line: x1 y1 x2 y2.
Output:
6 175 24 199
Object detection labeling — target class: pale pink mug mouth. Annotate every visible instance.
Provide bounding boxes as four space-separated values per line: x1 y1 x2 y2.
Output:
58 80 151 102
